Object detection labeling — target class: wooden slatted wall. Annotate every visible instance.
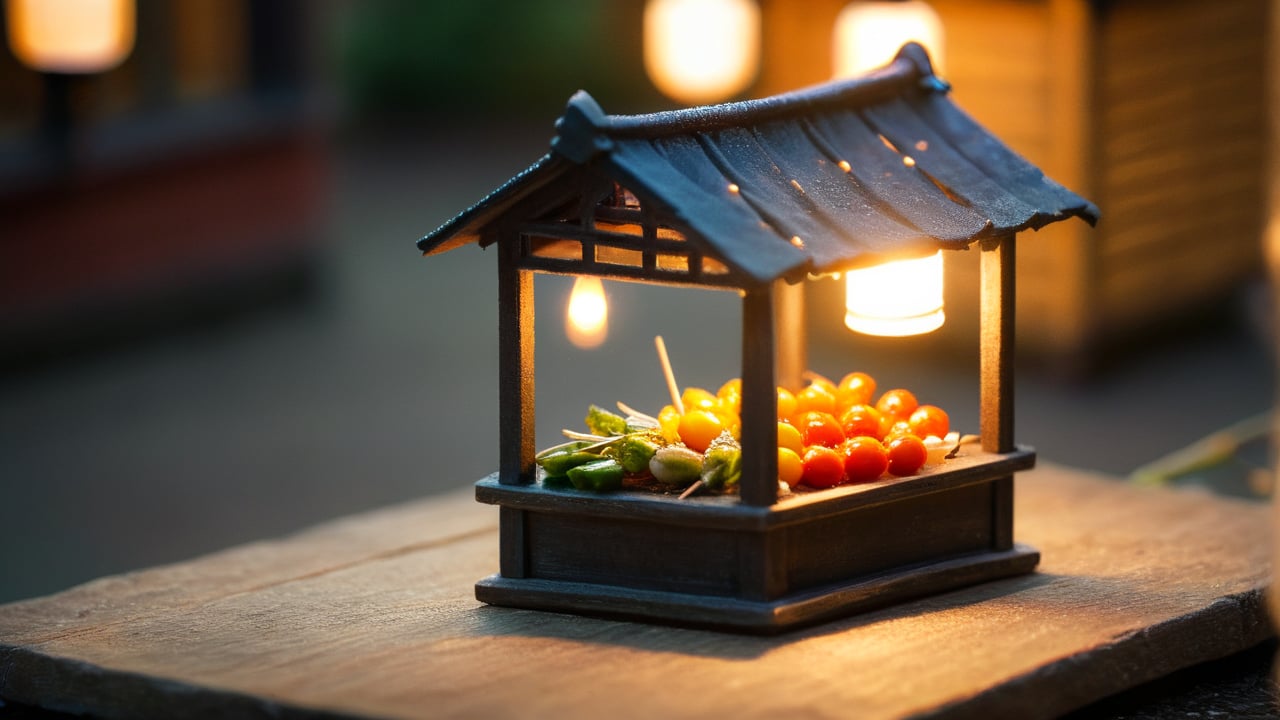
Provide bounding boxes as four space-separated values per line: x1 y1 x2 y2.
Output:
1095 0 1268 335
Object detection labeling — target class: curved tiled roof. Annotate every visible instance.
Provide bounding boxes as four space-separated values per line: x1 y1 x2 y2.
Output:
420 43 1098 284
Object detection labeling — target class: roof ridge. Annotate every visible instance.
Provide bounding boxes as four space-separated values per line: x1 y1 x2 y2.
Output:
553 42 942 160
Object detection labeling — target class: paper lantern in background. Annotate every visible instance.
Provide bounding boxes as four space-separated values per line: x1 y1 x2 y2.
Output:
833 0 943 78
644 0 760 104
6 0 136 73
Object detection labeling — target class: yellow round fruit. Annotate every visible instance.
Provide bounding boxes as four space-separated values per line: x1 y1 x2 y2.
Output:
777 421 804 455
678 408 724 453
776 387 798 421
658 404 682 443
717 378 742 415
777 447 804 486
681 387 719 412
715 409 741 440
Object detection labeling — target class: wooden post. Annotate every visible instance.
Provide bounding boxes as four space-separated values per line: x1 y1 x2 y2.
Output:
773 280 806 392
498 234 536 485
981 234 1016 552
980 236 1015 454
741 285 778 507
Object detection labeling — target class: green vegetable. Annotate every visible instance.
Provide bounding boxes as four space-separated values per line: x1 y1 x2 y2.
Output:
610 432 662 474
541 474 575 489
536 442 599 476
585 405 628 436
701 434 742 490
566 458 625 491
649 446 702 486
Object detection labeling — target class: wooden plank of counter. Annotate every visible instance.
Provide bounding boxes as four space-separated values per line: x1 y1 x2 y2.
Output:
0 463 1272 720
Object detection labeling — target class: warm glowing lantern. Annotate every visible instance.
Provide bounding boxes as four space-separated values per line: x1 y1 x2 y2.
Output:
566 276 609 349
5 0 136 73
844 251 945 336
643 0 760 104
833 1 944 78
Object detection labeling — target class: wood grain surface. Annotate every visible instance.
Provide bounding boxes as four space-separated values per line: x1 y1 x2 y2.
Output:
0 463 1271 720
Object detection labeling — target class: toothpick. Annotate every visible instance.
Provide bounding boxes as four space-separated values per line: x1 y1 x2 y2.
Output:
655 335 685 414
678 479 704 500
616 401 659 427
562 429 611 442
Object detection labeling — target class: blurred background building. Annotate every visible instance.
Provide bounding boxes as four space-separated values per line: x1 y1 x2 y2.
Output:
1 0 1274 604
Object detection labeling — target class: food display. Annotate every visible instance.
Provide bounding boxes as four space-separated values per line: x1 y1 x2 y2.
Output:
535 368 965 497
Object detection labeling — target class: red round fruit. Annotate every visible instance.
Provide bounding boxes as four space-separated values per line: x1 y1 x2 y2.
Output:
875 388 919 420
840 404 883 440
886 434 928 477
842 436 888 483
908 404 950 439
798 411 845 448
801 446 846 488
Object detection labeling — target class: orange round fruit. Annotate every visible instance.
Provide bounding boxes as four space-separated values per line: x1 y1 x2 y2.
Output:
797 411 845 448
875 388 919 421
886 434 928 476
801 446 845 488
842 436 888 483
881 419 913 442
836 371 877 410
805 373 837 397
908 404 949 439
795 383 837 416
840 404 883 440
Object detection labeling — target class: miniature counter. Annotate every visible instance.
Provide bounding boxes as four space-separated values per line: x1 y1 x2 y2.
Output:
0 463 1272 719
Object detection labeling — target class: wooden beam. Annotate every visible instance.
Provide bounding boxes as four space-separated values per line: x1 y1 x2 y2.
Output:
740 285 778 507
498 234 536 485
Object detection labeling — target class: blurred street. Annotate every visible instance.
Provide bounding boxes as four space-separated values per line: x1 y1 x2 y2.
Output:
2 119 1273 604
1 0 1276 608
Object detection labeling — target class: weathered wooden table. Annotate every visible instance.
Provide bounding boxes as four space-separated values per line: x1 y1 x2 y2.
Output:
0 463 1272 719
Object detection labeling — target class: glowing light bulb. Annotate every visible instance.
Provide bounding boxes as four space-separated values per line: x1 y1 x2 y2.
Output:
844 251 945 336
567 276 609 349
644 0 760 104
6 0 136 73
833 1 944 78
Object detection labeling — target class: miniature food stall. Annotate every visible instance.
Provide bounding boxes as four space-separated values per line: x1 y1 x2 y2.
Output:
418 43 1097 633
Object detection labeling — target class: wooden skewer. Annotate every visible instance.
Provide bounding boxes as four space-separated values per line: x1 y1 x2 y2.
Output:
655 335 685 414
678 479 704 500
945 434 981 459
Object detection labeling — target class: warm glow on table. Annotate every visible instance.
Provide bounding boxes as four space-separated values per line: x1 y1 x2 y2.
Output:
643 0 760 104
844 251 945 336
833 0 944 77
6 0 135 73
